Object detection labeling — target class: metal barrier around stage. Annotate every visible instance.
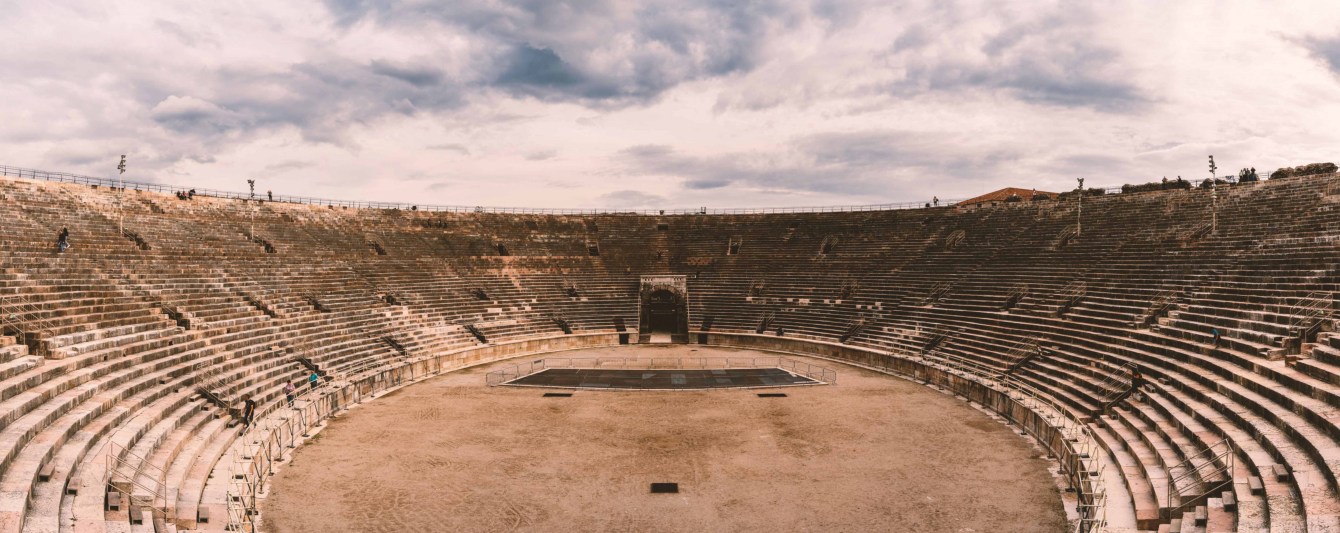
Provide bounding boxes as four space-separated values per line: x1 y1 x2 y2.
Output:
485 356 837 386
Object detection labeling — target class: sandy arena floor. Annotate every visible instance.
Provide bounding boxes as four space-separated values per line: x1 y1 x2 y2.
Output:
262 345 1068 532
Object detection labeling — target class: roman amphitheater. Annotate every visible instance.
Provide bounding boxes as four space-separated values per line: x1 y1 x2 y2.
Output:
0 166 1337 533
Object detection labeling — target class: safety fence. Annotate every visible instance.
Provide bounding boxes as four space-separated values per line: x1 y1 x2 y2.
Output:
224 364 413 532
4 162 1307 218
0 163 955 215
485 356 837 386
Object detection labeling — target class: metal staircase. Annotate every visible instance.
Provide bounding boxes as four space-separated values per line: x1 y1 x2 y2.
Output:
105 442 174 529
0 292 57 355
1164 441 1235 521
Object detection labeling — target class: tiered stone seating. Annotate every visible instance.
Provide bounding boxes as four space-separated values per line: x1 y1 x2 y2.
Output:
0 172 1337 532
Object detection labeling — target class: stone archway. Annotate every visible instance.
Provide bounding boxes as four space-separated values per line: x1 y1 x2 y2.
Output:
639 275 688 342
646 289 681 334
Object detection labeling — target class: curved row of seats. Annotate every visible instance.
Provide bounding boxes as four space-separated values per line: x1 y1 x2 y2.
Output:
0 173 1336 532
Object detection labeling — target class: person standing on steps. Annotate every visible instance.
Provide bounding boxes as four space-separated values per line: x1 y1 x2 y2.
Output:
309 371 320 391
241 395 257 429
1211 327 1222 349
285 381 297 408
1129 367 1148 401
56 227 70 253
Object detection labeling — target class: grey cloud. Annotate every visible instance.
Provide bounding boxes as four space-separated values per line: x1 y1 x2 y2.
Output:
326 0 786 104
525 150 557 161
149 96 244 135
868 7 1150 112
197 58 467 144
620 130 1025 197
618 138 874 196
7 0 792 176
115 53 468 156
892 24 930 50
370 60 446 87
798 131 1023 180
1305 37 1340 74
266 160 314 172
620 144 675 159
497 46 581 88
684 179 730 189
599 189 665 207
427 144 471 154
55 149 119 167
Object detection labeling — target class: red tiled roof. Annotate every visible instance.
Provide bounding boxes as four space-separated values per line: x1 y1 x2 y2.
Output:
957 187 1058 207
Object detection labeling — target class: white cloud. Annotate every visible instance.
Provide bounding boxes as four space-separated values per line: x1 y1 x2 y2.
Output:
1 0 1339 208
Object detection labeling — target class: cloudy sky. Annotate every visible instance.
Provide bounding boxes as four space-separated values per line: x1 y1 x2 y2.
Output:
3 1 1340 209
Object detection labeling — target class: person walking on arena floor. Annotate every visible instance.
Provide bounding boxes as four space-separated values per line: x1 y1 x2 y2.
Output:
285 381 297 408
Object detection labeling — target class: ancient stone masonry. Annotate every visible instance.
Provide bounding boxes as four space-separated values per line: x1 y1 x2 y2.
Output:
0 172 1336 531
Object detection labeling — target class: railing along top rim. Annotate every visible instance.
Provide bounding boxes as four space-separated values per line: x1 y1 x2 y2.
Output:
0 163 956 215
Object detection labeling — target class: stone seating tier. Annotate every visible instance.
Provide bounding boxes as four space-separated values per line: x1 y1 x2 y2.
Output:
0 173 1337 532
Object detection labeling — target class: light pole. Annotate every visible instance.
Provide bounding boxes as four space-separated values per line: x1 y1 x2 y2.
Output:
1208 155 1218 234
1075 177 1084 236
116 155 127 235
247 179 256 238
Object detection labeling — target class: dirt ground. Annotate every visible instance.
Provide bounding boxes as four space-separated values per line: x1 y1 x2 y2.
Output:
262 345 1067 533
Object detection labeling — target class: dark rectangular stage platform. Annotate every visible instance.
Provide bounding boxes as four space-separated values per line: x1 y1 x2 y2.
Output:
504 367 820 390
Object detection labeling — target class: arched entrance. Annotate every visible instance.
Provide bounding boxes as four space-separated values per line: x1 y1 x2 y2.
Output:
646 289 681 334
639 275 689 342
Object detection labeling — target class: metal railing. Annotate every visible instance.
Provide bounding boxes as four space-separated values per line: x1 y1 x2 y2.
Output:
0 163 958 215
1288 291 1332 332
485 356 838 386
999 337 1041 376
1055 225 1078 248
1135 288 1181 328
1002 284 1029 309
1286 292 1333 352
334 356 393 383
0 292 57 349
924 282 952 304
4 162 1319 218
919 325 952 355
225 369 361 532
944 229 967 249
1054 281 1088 316
1166 440 1235 517
1092 362 1135 405
105 442 173 527
777 358 839 384
838 316 866 343
915 352 1107 533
